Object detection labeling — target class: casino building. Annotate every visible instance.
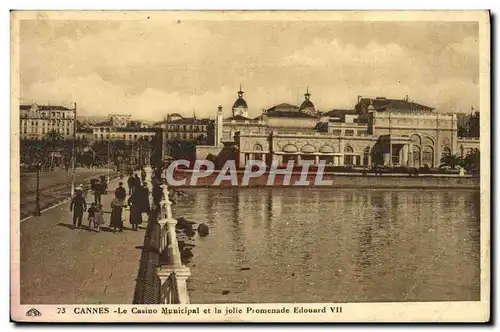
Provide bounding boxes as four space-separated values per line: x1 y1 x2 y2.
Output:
196 87 480 168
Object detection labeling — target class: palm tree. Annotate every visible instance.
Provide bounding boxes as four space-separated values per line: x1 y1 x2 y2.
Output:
439 153 463 169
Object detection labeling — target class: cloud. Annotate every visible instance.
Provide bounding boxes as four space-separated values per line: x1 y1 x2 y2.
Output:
19 20 480 119
283 38 405 66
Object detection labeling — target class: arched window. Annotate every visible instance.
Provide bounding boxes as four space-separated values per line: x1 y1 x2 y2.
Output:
363 147 370 166
253 143 263 151
412 145 421 167
344 145 354 166
422 146 434 167
410 134 421 146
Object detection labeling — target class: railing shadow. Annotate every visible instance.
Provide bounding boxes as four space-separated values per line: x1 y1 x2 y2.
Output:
132 209 161 304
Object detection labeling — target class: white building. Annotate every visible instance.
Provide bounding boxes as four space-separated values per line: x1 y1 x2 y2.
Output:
19 103 76 140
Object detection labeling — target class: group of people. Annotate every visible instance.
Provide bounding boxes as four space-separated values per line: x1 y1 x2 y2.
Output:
69 169 151 233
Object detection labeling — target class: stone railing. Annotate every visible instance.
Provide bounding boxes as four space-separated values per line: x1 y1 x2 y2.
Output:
155 180 191 304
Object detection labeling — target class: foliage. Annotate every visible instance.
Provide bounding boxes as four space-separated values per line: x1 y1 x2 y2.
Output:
439 154 464 169
458 111 480 138
463 148 480 174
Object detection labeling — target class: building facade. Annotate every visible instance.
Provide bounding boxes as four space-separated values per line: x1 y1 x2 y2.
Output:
199 90 480 169
19 103 76 139
90 120 156 142
158 113 213 142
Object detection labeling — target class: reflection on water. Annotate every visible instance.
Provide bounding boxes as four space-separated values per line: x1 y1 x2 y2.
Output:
172 188 480 303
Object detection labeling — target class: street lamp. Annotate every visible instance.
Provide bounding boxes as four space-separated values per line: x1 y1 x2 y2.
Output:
70 102 77 197
34 162 42 216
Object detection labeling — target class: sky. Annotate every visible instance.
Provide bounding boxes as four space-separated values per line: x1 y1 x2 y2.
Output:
19 19 480 120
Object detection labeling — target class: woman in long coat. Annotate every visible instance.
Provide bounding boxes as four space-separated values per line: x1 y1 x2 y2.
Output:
110 198 124 232
128 193 142 231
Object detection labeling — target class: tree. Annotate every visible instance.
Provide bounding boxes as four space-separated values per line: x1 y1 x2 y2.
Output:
468 111 480 138
463 148 480 174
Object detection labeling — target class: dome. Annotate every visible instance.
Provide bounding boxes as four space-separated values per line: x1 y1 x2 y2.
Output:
233 97 248 109
299 87 316 112
232 85 248 110
299 99 315 111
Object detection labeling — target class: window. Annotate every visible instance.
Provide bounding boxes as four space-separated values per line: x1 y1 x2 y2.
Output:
94 134 98 139
357 130 367 136
345 130 354 136
67 129 70 135
392 149 400 165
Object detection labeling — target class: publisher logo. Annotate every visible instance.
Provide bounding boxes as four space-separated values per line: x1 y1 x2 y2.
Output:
26 308 42 317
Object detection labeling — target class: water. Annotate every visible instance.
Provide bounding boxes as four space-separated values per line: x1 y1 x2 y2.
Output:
172 188 480 303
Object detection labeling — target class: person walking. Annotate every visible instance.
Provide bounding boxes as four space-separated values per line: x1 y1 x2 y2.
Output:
127 192 142 231
140 168 147 183
94 204 104 232
70 187 87 229
134 174 141 193
87 203 97 228
139 182 151 215
109 198 124 233
93 180 102 205
127 174 135 195
115 182 126 206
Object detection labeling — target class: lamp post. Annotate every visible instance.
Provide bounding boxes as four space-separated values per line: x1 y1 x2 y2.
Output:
34 162 42 216
70 102 77 197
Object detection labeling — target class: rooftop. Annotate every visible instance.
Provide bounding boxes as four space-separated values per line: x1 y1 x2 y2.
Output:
358 97 434 113
20 104 72 111
322 109 358 117
225 114 251 121
168 117 212 125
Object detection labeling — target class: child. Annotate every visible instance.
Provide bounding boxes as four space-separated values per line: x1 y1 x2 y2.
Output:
110 198 124 232
87 203 97 228
94 204 104 232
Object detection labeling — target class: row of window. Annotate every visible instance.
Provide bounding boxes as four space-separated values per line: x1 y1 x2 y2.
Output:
22 120 73 127
330 129 368 136
94 133 153 140
168 124 207 131
167 132 206 140
26 111 73 119
20 128 71 135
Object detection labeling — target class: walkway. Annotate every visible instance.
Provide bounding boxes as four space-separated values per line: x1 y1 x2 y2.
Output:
20 178 150 304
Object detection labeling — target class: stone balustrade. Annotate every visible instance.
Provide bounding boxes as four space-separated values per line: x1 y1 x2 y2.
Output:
154 172 191 304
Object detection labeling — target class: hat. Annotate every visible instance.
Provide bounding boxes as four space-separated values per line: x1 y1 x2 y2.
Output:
76 186 83 191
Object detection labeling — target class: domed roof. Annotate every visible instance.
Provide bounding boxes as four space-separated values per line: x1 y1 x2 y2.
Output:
232 85 248 110
233 97 248 109
299 99 315 111
299 87 316 112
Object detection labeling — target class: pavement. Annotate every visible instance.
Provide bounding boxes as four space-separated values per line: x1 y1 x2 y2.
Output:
20 167 116 220
19 177 151 305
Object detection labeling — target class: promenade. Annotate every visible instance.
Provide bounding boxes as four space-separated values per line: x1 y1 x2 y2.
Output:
20 177 150 304
20 167 115 220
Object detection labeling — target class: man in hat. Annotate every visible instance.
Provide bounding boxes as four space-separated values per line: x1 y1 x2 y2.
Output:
70 186 87 229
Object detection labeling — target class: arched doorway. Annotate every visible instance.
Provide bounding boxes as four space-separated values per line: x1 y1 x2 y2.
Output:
344 145 354 166
412 145 421 167
422 146 434 167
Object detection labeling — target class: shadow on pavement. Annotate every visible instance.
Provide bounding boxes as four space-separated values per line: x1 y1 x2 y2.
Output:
133 210 161 304
56 223 100 232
